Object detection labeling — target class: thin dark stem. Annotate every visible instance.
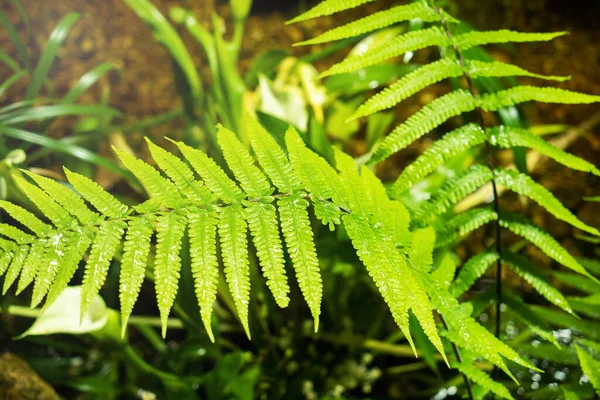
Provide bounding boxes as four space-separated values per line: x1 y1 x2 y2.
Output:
440 314 474 400
432 0 505 381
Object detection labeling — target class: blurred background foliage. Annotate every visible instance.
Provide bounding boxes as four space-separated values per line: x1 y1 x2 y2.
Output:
0 0 599 399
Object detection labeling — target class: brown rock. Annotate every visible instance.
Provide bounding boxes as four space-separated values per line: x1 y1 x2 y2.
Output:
0 353 59 400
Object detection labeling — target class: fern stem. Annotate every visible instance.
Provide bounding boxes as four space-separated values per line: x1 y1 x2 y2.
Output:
431 0 504 341
440 314 474 400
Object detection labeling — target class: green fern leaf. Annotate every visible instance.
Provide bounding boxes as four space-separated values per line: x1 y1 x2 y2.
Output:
455 30 566 50
334 149 369 216
352 60 567 120
361 166 411 247
413 165 494 226
488 126 600 176
154 211 187 337
478 86 600 111
43 228 94 309
494 169 599 236
80 220 126 319
502 250 573 314
2 245 29 294
146 139 213 203
502 290 560 347
246 202 290 308
114 147 185 208
421 270 536 379
31 232 74 307
554 271 600 295
278 194 322 331
431 253 456 289
499 213 595 280
392 124 487 194
217 125 273 199
120 216 154 336
298 2 455 45
435 208 498 249
176 141 245 204
23 171 99 224
15 239 46 294
15 177 73 228
467 60 569 82
370 89 476 163
287 0 375 24
219 203 252 338
409 227 436 273
576 345 600 395
450 250 499 297
319 26 450 78
285 127 350 209
352 58 465 120
0 223 35 244
64 168 129 218
313 201 342 231
453 362 515 400
0 250 14 277
188 208 220 342
0 201 52 237
246 116 302 194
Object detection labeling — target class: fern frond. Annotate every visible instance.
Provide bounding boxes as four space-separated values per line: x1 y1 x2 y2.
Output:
15 239 46 294
15 177 73 228
576 345 600 396
217 125 273 199
287 0 375 24
501 250 573 314
488 126 600 176
360 167 411 247
413 165 494 226
455 30 566 50
146 139 213 203
23 171 99 225
246 116 302 194
188 208 219 342
409 227 436 273
392 124 486 194
154 211 187 337
0 250 14 277
478 86 600 111
2 245 29 295
450 250 499 297
219 204 251 338
502 290 560 347
176 141 245 204
435 208 498 249
120 216 154 336
80 220 126 319
43 228 94 309
431 254 456 289
334 149 369 216
0 200 52 236
114 148 185 208
278 194 322 331
285 127 350 209
246 202 290 308
370 89 476 163
64 168 129 218
319 27 451 78
0 223 35 244
421 271 536 379
494 169 599 236
298 2 455 46
31 231 74 307
499 213 595 280
454 362 515 400
351 58 465 120
352 60 567 120
554 271 600 295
